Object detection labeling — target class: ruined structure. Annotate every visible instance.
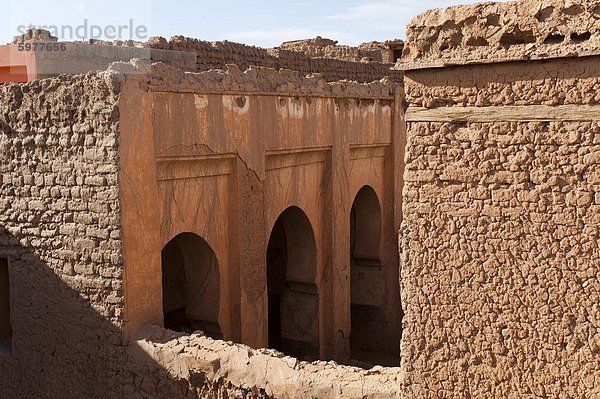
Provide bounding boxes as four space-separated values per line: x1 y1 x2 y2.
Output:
0 31 402 84
278 37 404 63
0 32 404 397
1 0 600 397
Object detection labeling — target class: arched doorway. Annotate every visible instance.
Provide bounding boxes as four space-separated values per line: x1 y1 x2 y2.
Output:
266 206 319 360
350 186 398 365
161 233 222 339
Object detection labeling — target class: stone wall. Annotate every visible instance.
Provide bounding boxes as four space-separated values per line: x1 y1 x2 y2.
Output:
147 36 403 83
3 29 401 84
399 22 600 399
0 72 125 397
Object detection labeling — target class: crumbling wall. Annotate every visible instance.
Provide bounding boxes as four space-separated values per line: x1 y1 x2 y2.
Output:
0 73 126 397
3 31 196 80
278 37 388 63
128 325 400 399
147 36 403 83
399 20 600 399
4 30 402 83
401 0 600 69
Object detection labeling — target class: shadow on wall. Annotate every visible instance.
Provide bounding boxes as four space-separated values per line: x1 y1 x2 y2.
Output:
0 225 131 397
0 225 268 398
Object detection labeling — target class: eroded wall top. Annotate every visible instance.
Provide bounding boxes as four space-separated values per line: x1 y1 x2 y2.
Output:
147 35 403 83
3 29 402 84
129 326 400 398
278 36 404 63
110 59 398 99
400 0 600 69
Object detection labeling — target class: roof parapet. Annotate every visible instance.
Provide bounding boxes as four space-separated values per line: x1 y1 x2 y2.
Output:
398 0 600 70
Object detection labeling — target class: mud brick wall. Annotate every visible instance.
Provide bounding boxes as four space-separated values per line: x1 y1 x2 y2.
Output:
147 36 403 83
400 56 600 398
0 73 125 397
270 47 402 83
278 37 389 63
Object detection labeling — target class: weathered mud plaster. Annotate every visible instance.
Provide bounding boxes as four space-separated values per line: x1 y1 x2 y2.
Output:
2 29 401 84
8 0 600 396
0 57 405 397
399 1 600 397
278 37 404 64
147 36 404 83
1 36 194 82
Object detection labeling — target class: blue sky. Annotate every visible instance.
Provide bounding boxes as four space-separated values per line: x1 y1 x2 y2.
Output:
1 0 508 47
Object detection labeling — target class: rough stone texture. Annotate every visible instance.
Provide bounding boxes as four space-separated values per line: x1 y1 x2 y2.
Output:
128 325 400 399
400 0 600 69
401 52 600 397
0 54 405 396
3 29 402 85
0 73 125 397
147 36 403 83
5 0 600 396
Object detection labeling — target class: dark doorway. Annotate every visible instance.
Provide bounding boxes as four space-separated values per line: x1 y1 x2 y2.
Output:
350 186 399 367
161 233 222 339
266 206 319 360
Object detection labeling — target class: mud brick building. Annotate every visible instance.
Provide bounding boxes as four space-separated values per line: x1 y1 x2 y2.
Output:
0 0 599 398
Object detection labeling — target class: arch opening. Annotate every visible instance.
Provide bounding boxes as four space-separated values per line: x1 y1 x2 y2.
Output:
266 206 319 360
161 232 222 339
350 186 399 366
